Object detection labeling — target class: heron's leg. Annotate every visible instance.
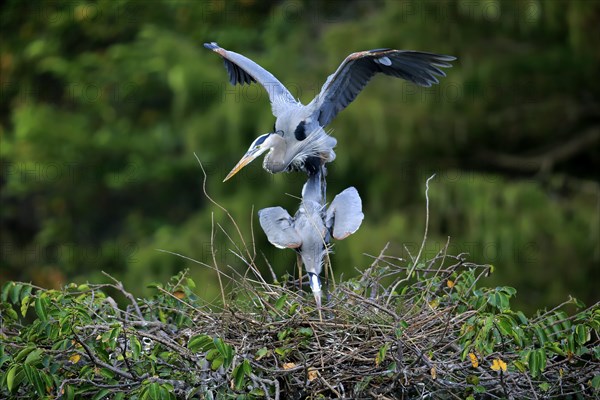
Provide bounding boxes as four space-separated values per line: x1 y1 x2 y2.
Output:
324 256 329 287
296 253 303 292
323 255 330 306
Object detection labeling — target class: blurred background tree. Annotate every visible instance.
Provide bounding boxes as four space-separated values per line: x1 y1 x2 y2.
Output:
1 0 598 314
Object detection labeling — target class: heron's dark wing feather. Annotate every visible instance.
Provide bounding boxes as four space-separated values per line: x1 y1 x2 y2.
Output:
258 207 302 249
313 49 456 126
204 42 297 116
325 187 364 240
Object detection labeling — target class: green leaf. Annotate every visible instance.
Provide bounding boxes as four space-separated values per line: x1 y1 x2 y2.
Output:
528 348 546 377
20 285 33 301
376 343 389 366
9 283 22 304
591 374 600 389
24 348 43 365
545 341 565 356
108 326 122 348
233 360 251 390
534 325 548 346
513 360 527 372
487 292 497 308
188 334 214 352
22 364 46 397
575 324 590 345
6 364 22 392
249 388 266 397
297 327 313 337
206 348 219 361
186 277 196 289
34 296 49 322
274 294 288 310
386 362 397 373
99 368 115 380
539 382 550 392
288 302 299 315
513 310 528 324
537 348 547 372
147 382 161 400
214 338 234 369
113 392 125 400
498 293 509 310
92 389 111 400
2 306 18 321
64 384 75 400
501 286 517 296
256 347 268 360
14 345 36 363
496 315 515 336
130 336 142 359
20 295 31 317
146 282 162 289
274 347 290 357
474 385 486 393
566 334 575 354
277 329 289 341
211 357 223 370
0 355 10 370
1 282 12 302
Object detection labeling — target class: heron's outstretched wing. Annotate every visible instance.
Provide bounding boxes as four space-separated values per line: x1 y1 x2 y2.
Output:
204 42 297 117
325 187 364 240
311 49 456 126
258 207 302 249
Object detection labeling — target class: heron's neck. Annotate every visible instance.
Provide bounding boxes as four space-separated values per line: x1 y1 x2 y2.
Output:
263 134 287 173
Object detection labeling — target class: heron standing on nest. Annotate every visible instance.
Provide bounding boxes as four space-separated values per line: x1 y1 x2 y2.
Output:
258 170 364 308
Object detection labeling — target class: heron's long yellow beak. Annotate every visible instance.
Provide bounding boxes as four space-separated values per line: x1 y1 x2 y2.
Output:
223 147 267 182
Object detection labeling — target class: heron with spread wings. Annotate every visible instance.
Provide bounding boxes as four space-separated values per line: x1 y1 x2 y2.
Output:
258 170 364 308
204 42 456 180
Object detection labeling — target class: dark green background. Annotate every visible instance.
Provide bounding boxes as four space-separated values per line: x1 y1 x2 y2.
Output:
1 0 598 314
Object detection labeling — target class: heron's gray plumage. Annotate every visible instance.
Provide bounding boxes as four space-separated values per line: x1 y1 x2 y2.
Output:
326 187 364 240
205 42 455 179
310 49 457 127
258 172 363 303
204 42 297 117
258 207 301 249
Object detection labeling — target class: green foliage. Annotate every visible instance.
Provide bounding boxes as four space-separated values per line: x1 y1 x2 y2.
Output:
1 254 598 398
1 0 599 316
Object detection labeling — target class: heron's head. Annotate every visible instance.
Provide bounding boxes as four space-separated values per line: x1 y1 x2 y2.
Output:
223 133 276 181
308 272 322 308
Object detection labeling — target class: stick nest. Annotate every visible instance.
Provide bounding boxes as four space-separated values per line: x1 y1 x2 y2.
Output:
2 243 598 399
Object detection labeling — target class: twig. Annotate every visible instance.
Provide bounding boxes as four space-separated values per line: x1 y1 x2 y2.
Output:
101 271 144 320
386 174 435 306
211 212 227 306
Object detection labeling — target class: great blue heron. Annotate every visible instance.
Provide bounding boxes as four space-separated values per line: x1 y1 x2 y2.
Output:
258 170 364 307
204 42 456 180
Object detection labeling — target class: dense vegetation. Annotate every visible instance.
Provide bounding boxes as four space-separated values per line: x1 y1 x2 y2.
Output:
1 1 599 315
1 246 598 398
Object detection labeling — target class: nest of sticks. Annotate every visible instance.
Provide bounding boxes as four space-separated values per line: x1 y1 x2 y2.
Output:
2 240 599 399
